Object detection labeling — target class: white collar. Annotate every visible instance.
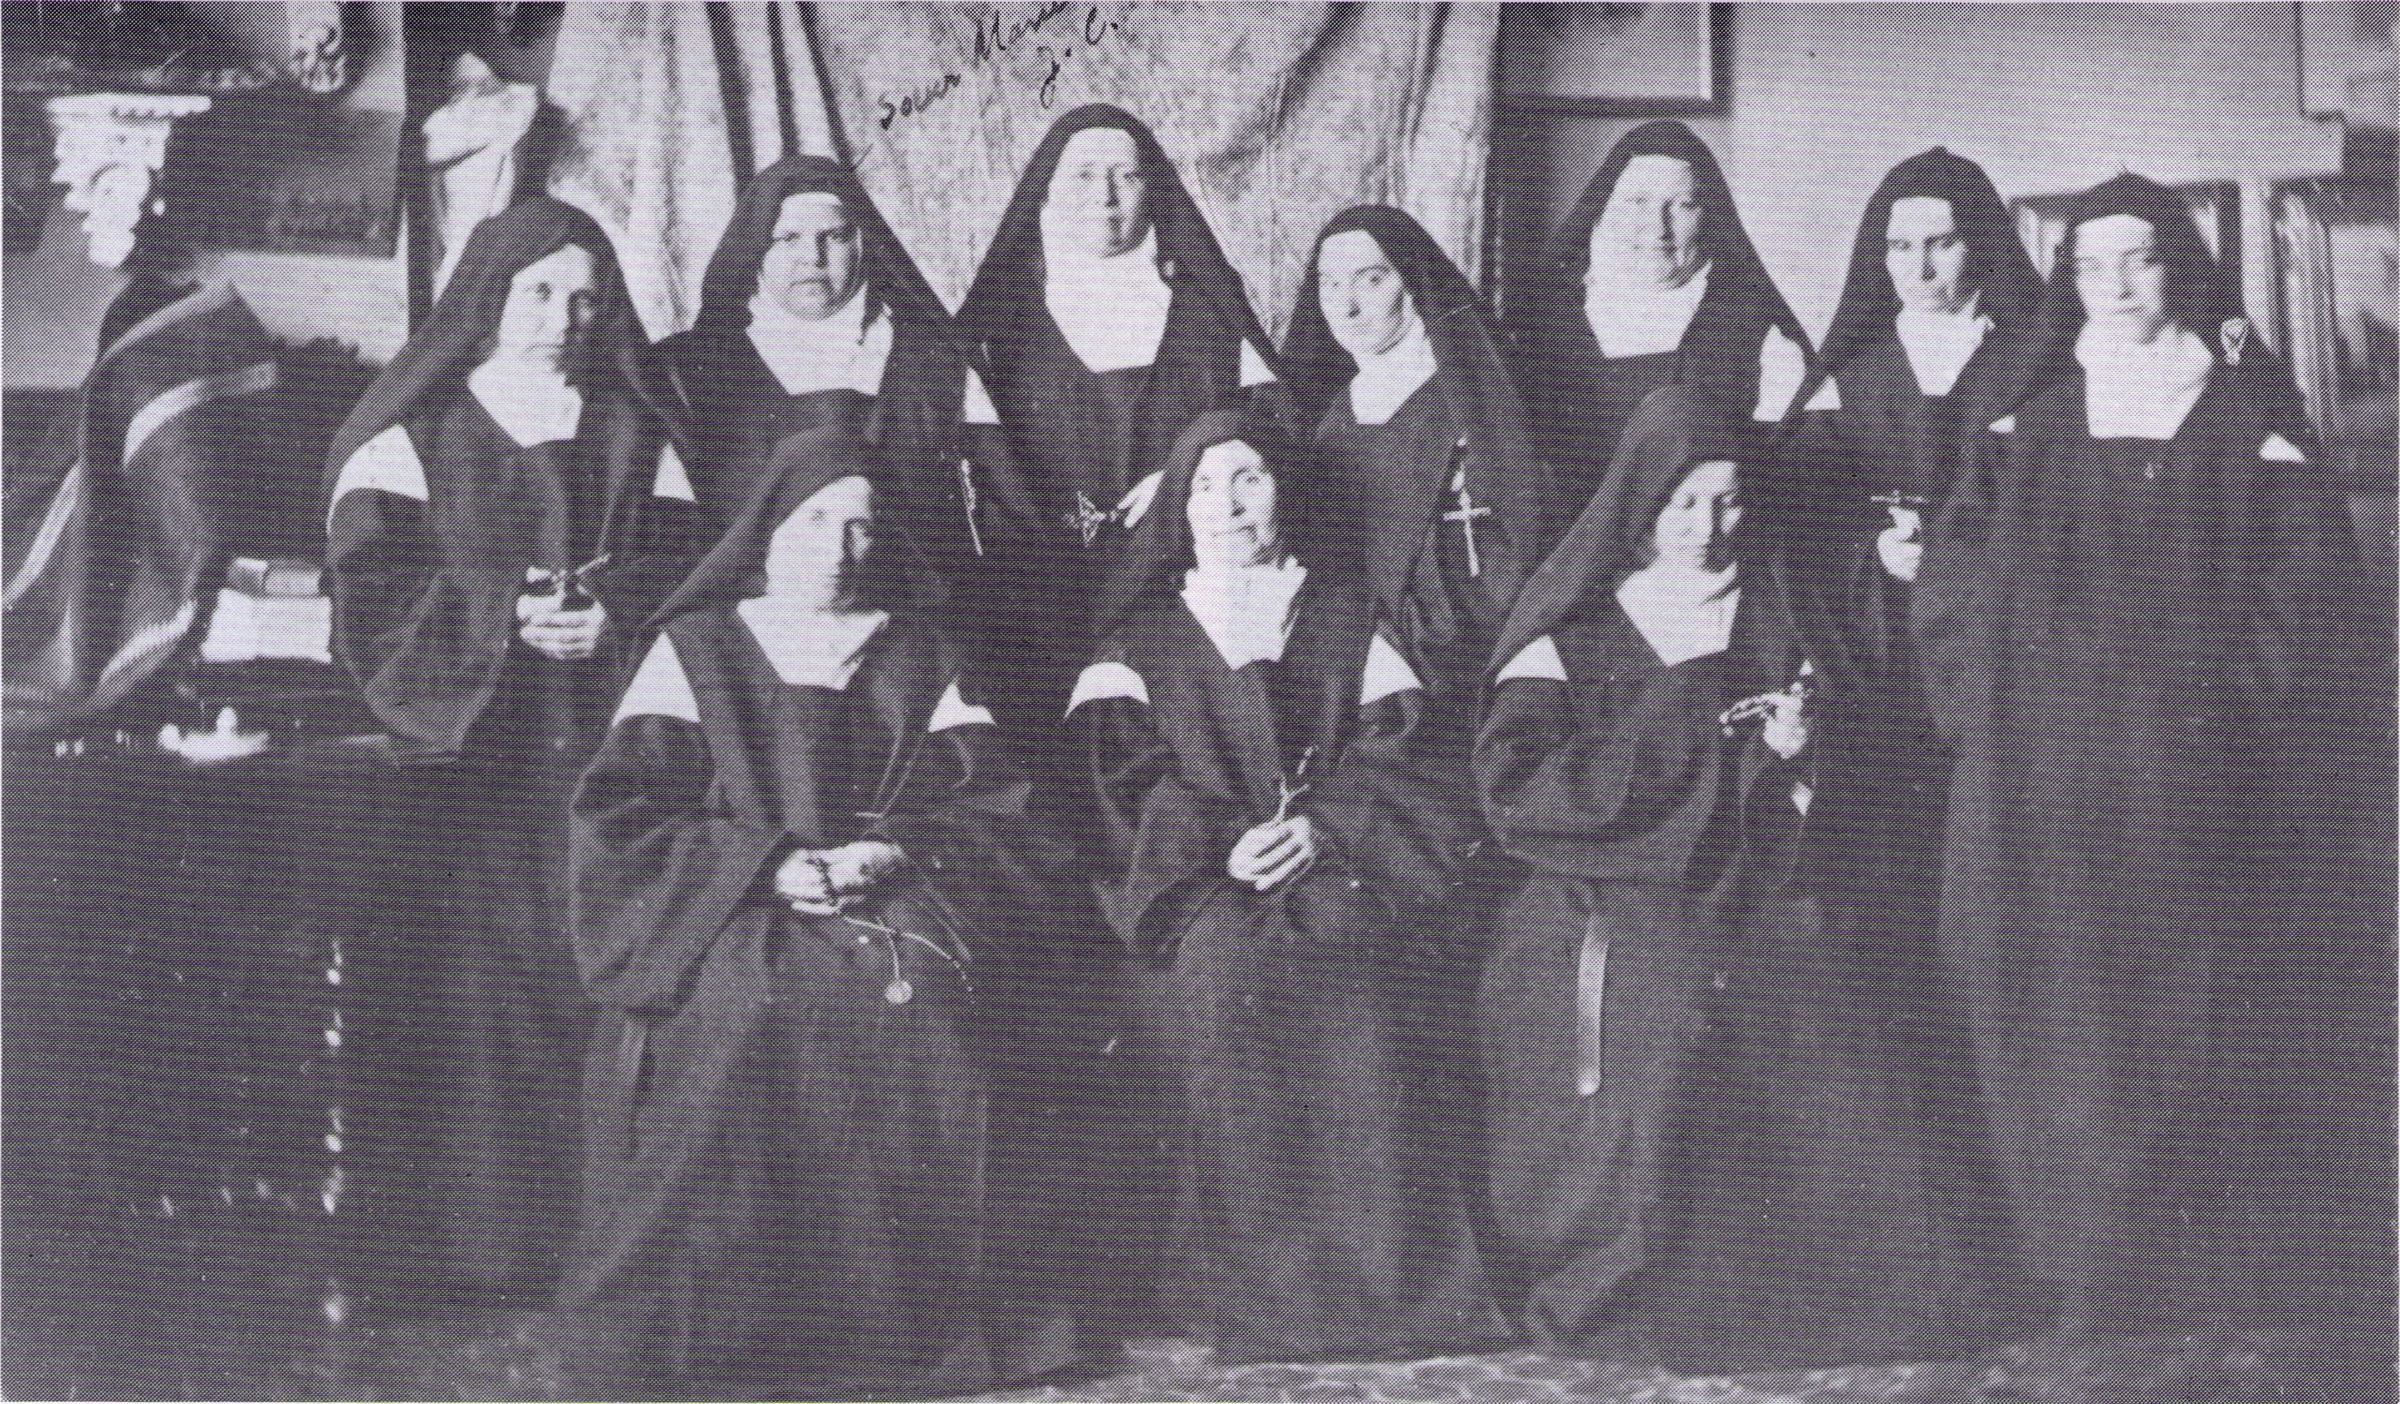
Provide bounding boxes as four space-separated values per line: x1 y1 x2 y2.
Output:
1615 561 1739 667
467 358 582 447
1346 315 1439 426
734 597 890 689
2076 321 2214 440
746 289 893 397
1584 261 1711 359
1181 558 1306 671
1042 225 1172 374
1893 294 1991 396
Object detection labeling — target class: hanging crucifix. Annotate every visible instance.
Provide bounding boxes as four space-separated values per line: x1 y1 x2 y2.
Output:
957 457 985 556
1440 436 1488 577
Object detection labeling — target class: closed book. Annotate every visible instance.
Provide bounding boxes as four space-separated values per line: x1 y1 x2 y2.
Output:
225 557 325 599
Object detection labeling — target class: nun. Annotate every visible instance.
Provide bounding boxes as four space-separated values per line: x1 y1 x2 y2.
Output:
647 154 986 581
1279 205 1548 707
1478 385 2033 1372
555 423 1078 1398
1913 173 2393 1338
323 196 691 1303
1510 121 1812 523
957 104 1281 733
1782 147 2042 622
1070 408 1504 1363
1774 149 2047 1084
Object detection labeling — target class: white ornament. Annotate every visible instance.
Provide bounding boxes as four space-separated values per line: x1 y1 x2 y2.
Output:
45 92 211 267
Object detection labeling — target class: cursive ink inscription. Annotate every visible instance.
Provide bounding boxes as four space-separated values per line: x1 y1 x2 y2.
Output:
971 1 1076 64
878 68 963 129
869 5 1130 147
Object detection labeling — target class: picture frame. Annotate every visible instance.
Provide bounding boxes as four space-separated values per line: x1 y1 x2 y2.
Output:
1498 3 1720 116
2296 0 2397 130
2272 174 2398 489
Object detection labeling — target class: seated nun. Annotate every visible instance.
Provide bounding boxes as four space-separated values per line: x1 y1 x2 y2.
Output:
1070 408 1505 1364
1477 384 2033 1373
554 424 1077 1399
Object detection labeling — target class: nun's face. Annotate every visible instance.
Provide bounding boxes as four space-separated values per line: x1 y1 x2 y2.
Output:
1046 127 1151 259
1593 155 1706 290
492 243 598 369
764 474 876 606
2073 213 2171 344
1186 439 1282 571
1649 459 1742 573
1318 229 1417 362
1885 196 1973 315
760 192 864 320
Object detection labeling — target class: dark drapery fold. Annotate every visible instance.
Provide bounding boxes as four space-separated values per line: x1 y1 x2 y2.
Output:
5 280 282 732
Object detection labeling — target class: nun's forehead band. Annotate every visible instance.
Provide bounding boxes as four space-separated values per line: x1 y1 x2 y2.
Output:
775 190 851 222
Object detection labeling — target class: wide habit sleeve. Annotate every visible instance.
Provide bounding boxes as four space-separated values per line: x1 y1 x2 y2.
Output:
1476 649 1727 882
863 665 1067 891
588 427 704 655
1075 666 1245 956
326 427 516 760
1302 636 1482 914
569 637 789 1014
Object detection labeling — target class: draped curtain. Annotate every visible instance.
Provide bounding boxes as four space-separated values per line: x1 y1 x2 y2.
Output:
545 2 1496 341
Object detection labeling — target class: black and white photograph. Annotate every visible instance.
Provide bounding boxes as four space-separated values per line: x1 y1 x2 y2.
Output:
3 4 2394 1402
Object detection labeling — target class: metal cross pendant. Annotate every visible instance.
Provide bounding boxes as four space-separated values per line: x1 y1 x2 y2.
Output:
1441 439 1490 578
1065 491 1113 547
958 457 985 556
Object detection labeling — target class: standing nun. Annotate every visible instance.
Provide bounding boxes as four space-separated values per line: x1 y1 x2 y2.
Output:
957 104 1281 734
648 154 985 582
1913 173 2393 1338
556 422 1079 1399
1279 205 1548 708
324 196 691 1303
1478 384 2034 1372
1511 121 1812 524
1782 147 2043 639
1775 149 2046 1084
1071 408 1505 1363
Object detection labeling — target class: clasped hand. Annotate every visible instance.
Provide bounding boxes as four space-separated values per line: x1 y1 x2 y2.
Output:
1755 686 1811 760
774 839 904 915
1227 815 1318 892
517 590 607 661
1875 504 1924 583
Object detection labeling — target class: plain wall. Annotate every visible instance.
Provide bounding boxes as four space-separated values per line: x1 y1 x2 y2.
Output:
1511 3 2348 339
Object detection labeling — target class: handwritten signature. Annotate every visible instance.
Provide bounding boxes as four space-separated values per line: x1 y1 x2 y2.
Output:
874 3 1126 133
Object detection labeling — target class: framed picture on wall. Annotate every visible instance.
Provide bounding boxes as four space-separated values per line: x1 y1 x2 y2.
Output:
2296 0 2397 131
2011 181 2240 283
1498 3 1719 115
